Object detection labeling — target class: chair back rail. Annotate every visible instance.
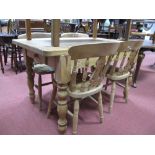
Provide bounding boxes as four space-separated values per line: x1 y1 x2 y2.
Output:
109 40 143 76
68 42 120 92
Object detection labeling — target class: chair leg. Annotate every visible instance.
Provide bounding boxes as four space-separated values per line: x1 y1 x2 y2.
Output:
0 52 4 73
17 47 23 72
98 91 104 123
128 74 133 86
109 81 116 113
13 51 18 74
47 77 57 118
72 99 80 135
11 51 14 68
124 78 129 103
38 74 42 111
104 78 109 90
4 46 8 65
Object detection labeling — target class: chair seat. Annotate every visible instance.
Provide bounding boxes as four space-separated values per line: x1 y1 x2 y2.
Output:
67 82 103 99
33 64 55 74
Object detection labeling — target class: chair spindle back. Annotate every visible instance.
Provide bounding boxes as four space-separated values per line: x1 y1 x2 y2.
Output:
109 40 143 76
68 42 120 92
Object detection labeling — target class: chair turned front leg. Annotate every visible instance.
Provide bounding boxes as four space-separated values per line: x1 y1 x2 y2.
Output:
109 81 116 113
73 99 80 135
38 74 42 111
98 91 104 123
128 75 133 86
124 78 129 103
104 78 110 90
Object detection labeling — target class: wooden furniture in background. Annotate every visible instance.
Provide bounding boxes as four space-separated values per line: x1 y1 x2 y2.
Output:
104 40 143 112
11 45 25 74
0 20 22 74
16 19 46 34
0 32 18 73
0 24 1 32
61 23 72 33
124 19 132 41
0 45 4 73
133 40 155 87
152 32 155 44
75 20 86 33
88 33 109 38
111 25 124 39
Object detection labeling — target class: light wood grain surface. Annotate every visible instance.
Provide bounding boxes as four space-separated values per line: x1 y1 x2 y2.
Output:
13 38 121 56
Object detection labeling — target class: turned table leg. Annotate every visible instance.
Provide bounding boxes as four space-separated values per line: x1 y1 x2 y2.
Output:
25 50 35 104
55 55 71 133
57 83 68 133
132 49 145 88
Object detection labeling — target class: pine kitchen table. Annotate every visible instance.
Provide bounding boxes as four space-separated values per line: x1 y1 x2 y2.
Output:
12 37 120 133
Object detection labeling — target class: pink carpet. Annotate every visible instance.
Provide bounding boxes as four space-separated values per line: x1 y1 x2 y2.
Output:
0 51 155 135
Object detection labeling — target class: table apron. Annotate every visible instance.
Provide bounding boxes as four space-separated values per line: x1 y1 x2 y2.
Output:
26 49 59 67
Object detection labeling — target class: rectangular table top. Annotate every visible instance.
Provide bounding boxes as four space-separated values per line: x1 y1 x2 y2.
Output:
12 37 121 57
